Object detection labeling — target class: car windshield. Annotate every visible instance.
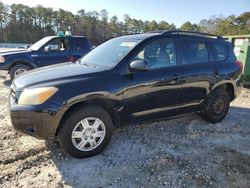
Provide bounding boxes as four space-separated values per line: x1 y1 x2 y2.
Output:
80 37 142 68
29 37 54 51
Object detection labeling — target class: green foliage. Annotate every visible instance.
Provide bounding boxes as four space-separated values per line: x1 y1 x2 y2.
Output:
0 1 249 45
180 21 200 31
198 13 250 35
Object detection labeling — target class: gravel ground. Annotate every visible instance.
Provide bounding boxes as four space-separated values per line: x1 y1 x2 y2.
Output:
0 78 250 188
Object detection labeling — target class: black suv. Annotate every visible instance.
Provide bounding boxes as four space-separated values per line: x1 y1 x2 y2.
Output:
0 35 91 80
9 30 242 158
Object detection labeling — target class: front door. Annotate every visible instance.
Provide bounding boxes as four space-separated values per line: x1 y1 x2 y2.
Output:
33 37 71 67
122 37 183 123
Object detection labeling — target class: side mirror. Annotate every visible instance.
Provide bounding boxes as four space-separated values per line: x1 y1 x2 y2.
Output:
44 46 51 52
25 45 30 49
130 59 149 71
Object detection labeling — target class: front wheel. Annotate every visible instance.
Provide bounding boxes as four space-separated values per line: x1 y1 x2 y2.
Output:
58 106 113 158
201 89 230 123
9 64 31 80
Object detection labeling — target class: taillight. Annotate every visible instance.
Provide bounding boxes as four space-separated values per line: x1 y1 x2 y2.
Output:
235 60 243 72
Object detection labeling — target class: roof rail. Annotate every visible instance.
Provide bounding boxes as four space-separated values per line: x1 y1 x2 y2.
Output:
145 30 223 39
145 30 168 34
162 30 224 39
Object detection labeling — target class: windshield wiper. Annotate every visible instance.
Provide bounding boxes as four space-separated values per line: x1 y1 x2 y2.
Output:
81 62 110 69
81 62 92 67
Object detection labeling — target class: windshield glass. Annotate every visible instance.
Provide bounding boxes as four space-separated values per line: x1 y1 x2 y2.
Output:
29 37 53 51
80 37 142 68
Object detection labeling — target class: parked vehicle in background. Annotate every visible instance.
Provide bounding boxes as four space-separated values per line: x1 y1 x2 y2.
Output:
9 30 242 158
224 35 250 85
0 31 91 80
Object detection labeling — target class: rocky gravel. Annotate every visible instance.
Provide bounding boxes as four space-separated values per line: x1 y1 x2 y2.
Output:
0 77 250 188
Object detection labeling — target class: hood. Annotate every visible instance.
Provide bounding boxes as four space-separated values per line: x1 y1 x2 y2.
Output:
0 48 30 56
13 62 108 90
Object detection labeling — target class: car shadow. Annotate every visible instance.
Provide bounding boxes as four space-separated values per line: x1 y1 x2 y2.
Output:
244 85 250 89
3 79 11 87
45 105 250 187
0 76 11 87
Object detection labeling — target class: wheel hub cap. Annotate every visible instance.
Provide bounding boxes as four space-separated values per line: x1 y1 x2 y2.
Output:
71 117 106 151
212 97 225 115
14 69 27 77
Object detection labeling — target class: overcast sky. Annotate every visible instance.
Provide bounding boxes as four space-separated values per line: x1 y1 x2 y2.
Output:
2 0 250 26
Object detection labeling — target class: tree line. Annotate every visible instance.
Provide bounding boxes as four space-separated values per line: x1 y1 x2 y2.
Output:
0 1 249 46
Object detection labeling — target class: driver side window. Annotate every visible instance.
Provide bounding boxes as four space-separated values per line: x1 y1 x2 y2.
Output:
45 38 69 52
134 38 176 69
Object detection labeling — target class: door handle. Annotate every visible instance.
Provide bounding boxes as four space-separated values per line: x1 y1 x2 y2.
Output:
161 74 179 83
162 74 178 80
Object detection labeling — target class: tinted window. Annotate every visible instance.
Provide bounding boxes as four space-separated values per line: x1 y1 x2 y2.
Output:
181 40 209 64
46 38 69 52
134 38 176 69
75 38 90 52
213 42 228 61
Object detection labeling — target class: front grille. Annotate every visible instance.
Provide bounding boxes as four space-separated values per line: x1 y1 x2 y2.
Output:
10 84 20 103
10 89 17 103
11 90 15 99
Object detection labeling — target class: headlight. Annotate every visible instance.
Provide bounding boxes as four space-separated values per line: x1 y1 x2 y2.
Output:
18 87 58 105
0 56 5 63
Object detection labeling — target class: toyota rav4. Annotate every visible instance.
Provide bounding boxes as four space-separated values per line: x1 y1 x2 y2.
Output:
9 30 242 158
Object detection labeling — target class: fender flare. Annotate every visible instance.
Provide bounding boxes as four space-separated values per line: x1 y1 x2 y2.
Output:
8 61 36 72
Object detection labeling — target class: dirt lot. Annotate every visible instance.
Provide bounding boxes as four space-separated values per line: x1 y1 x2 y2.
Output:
0 78 250 188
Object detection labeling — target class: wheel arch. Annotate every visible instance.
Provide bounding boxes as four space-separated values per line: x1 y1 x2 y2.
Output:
210 82 235 101
8 61 35 72
55 98 121 137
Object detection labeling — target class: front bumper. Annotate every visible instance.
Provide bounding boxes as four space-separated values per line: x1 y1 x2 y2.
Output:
9 93 65 140
0 63 10 70
0 70 8 77
0 63 9 77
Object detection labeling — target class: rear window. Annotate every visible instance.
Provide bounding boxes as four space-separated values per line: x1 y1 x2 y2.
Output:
181 39 209 64
213 42 228 61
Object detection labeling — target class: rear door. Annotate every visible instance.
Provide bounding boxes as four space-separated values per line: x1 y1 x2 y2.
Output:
180 37 220 106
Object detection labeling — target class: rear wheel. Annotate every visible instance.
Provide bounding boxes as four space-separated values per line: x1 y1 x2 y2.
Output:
201 89 230 123
10 64 31 80
58 106 113 158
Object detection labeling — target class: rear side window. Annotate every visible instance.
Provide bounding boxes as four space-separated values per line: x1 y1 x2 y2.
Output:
213 42 228 61
74 38 90 52
181 39 209 64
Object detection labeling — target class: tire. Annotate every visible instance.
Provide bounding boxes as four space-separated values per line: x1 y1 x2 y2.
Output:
58 106 113 158
201 89 230 123
9 64 31 80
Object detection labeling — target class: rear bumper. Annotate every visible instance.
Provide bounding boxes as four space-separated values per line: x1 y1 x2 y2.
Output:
234 76 243 99
9 94 65 140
